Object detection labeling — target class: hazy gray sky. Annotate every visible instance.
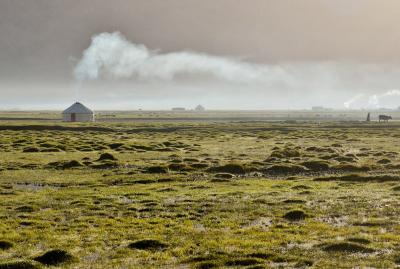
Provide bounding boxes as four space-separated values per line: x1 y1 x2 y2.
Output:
2 0 400 109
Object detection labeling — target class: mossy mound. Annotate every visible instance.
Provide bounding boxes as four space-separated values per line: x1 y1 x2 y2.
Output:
377 158 391 164
97 153 117 161
247 252 276 260
0 240 13 250
214 173 234 179
207 163 246 175
264 164 308 175
15 205 37 213
128 239 168 251
300 160 330 171
62 160 83 169
146 166 169 174
331 164 371 172
225 258 261 266
34 249 74 265
108 143 124 149
90 161 119 169
196 261 219 269
0 261 40 269
315 174 400 182
270 148 301 158
322 242 374 253
22 147 40 153
168 163 190 172
190 163 209 169
283 210 307 221
347 237 371 245
47 160 83 170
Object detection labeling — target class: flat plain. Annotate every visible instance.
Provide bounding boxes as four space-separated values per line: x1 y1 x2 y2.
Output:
1 112 400 268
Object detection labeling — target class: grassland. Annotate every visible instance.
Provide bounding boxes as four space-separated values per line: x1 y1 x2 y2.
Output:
1 118 400 268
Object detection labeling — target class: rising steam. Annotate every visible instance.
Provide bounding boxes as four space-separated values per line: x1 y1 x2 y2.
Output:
74 32 273 83
344 89 400 109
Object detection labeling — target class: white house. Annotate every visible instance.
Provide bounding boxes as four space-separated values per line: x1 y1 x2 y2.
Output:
62 102 95 122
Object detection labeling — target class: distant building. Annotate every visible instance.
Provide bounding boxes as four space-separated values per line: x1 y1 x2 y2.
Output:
172 107 186 111
312 106 332 111
195 105 205 111
62 102 94 122
312 106 325 111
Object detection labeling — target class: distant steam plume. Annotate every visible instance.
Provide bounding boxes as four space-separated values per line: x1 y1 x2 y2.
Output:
344 89 400 109
367 89 400 109
74 32 275 83
343 94 364 109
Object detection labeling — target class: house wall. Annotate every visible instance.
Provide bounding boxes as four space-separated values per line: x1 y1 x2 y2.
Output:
62 113 95 122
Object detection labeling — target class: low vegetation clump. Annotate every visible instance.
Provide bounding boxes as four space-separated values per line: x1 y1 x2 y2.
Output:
0 261 40 269
207 163 246 175
146 166 169 174
128 239 168 251
97 152 116 161
322 242 374 253
314 174 400 182
225 258 261 266
300 160 330 171
264 164 308 175
270 148 301 158
33 249 74 265
0 240 13 250
283 210 308 221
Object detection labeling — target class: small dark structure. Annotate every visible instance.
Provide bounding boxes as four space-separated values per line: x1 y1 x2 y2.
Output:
366 112 370 122
379 115 392 122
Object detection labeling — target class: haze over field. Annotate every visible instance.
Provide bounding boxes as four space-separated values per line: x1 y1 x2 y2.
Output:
2 0 400 109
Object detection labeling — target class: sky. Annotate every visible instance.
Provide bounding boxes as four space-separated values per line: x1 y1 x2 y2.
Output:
2 0 400 110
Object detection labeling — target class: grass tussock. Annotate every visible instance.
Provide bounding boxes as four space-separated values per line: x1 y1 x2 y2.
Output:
283 210 307 221
33 249 74 265
0 240 13 250
128 239 168 251
322 242 374 253
207 163 246 175
0 261 40 269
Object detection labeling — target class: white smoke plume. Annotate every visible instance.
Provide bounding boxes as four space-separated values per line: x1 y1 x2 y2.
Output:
74 32 277 83
344 90 400 109
367 89 400 109
343 94 364 109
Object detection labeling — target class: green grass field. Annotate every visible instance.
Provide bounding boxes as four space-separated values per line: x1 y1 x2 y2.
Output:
1 119 400 268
